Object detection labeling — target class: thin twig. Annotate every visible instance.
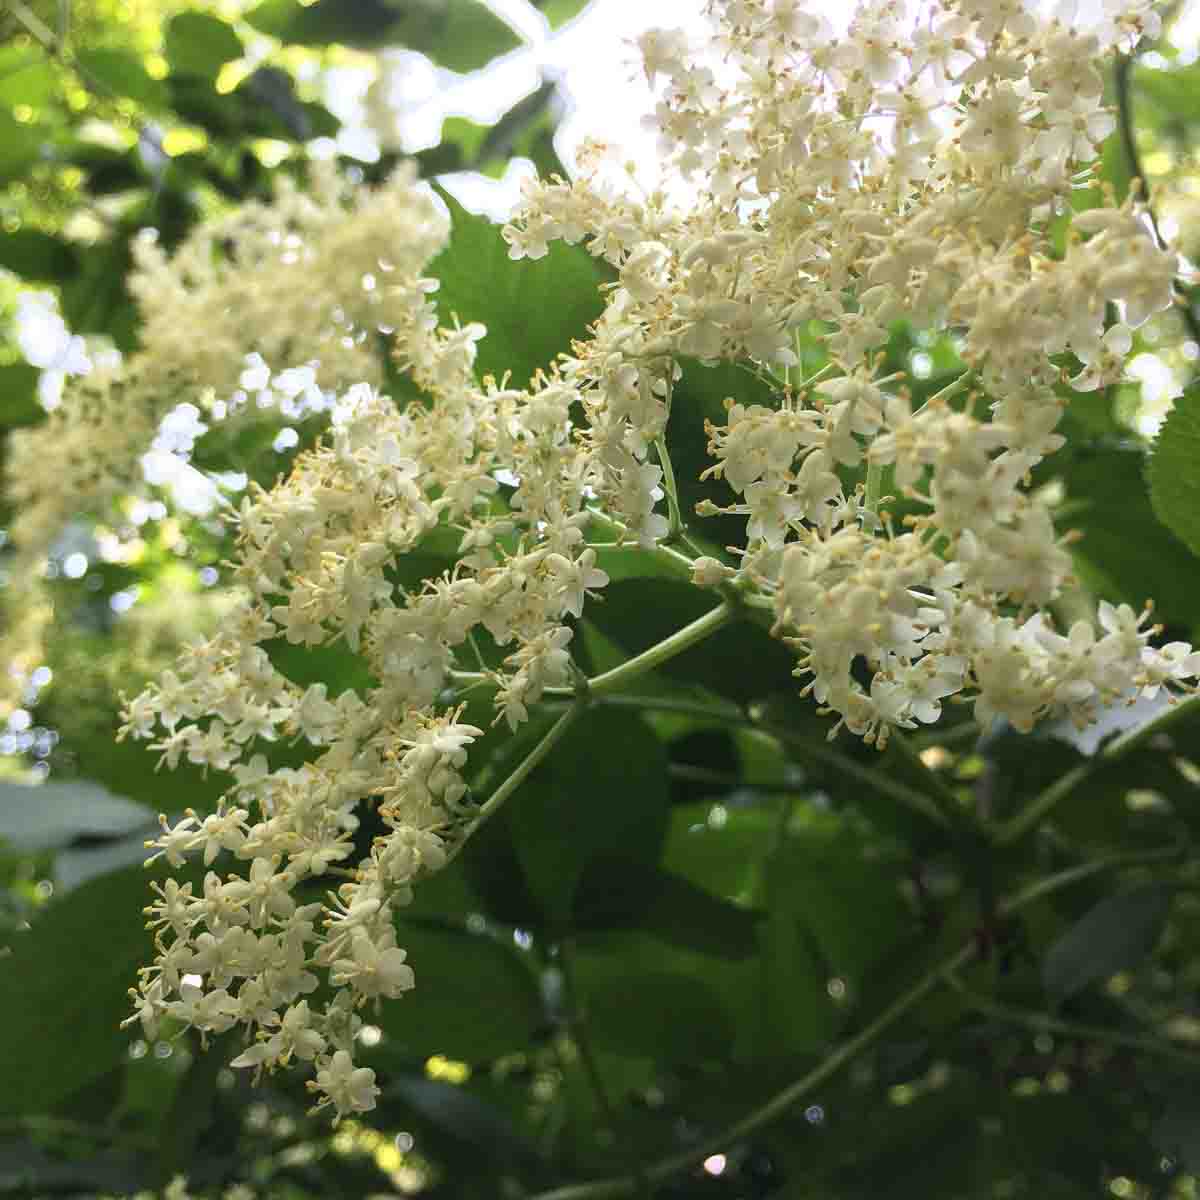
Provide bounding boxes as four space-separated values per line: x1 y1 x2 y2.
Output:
944 970 1200 1066
993 694 1200 845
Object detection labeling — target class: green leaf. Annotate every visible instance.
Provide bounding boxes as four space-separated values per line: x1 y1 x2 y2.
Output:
244 0 400 45
155 1034 227 1182
0 46 58 108
572 932 752 1063
431 189 606 389
578 861 762 957
0 112 46 182
753 892 840 1058
1154 1090 1200 1172
244 0 521 70
1042 884 1173 1004
1052 444 1200 634
383 1075 539 1166
506 708 669 926
0 1139 146 1193
575 959 734 1063
435 2 524 73
0 229 79 281
662 801 772 901
671 358 777 552
1149 395 1200 560
0 778 153 853
0 866 164 1114
59 230 136 347
537 0 593 29
164 13 244 80
770 818 912 996
0 362 44 428
667 727 741 806
75 49 169 110
379 923 542 1061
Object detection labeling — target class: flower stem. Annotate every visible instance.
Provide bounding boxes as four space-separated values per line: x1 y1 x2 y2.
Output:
655 433 684 542
585 507 697 584
455 700 586 845
587 601 738 696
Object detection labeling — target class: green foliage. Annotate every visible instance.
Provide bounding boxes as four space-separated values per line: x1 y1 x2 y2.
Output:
1047 441 1200 634
162 13 244 81
76 47 169 109
1042 884 1174 1003
245 0 521 71
1149 393 1200 559
378 922 543 1061
0 866 164 1113
431 189 607 388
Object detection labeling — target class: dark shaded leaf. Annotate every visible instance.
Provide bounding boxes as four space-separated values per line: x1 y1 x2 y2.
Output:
667 727 741 806
589 861 761 958
575 962 734 1062
60 231 136 348
0 362 43 428
379 922 542 1061
384 1075 539 1165
582 578 797 706
770 818 913 995
235 67 314 140
0 866 171 1114
507 708 668 926
1042 884 1173 1003
0 1138 147 1193
1050 444 1200 636
0 230 79 281
1154 1090 1200 1172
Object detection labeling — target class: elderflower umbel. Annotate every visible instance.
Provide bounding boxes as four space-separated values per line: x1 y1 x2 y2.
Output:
115 0 1200 1121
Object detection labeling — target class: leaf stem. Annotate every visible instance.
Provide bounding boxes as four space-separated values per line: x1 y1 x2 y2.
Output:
921 368 975 410
453 700 586 847
585 507 697 584
654 434 684 542
586 601 738 696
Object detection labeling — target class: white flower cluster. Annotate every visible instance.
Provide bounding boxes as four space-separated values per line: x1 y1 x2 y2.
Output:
117 0 1198 1119
1 163 448 708
122 253 609 1118
502 0 1194 742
